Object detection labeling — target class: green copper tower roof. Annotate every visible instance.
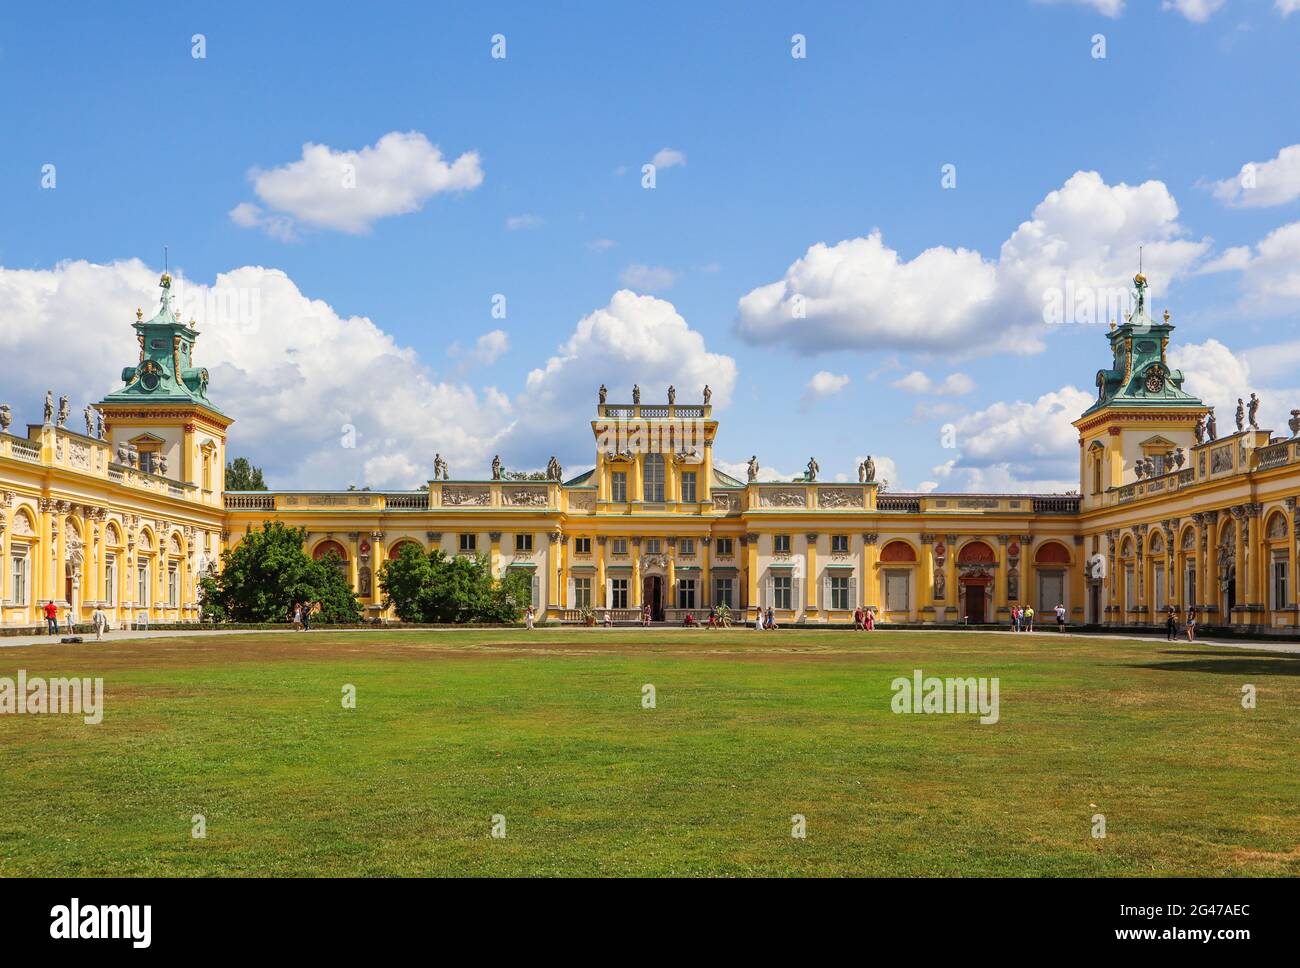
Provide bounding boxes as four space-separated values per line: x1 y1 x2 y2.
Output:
1079 274 1204 418
99 272 224 413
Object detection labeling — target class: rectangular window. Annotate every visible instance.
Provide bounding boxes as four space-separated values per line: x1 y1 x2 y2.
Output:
643 454 665 503
515 533 533 553
831 575 850 610
715 538 733 556
104 555 116 606
574 537 592 555
611 578 628 609
772 575 792 610
10 550 28 607
137 563 150 606
885 570 909 611
1272 557 1288 610
1124 566 1135 611
459 533 477 553
713 578 734 607
680 471 697 503
831 534 849 554
168 566 179 607
574 577 592 609
679 538 695 557
1185 563 1197 607
676 579 696 609
611 472 627 502
612 538 628 556
774 534 791 554
645 538 660 554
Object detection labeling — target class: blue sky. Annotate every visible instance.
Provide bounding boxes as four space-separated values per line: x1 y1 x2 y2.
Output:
4 0 1300 491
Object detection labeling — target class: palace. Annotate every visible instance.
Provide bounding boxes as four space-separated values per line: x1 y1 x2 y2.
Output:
3 271 1300 632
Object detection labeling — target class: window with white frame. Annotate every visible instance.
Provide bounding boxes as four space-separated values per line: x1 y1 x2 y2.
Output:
713 577 734 607
643 453 665 502
1272 556 1288 610
168 565 179 607
830 575 850 610
515 533 533 553
676 578 696 609
715 537 733 556
574 536 591 555
459 533 477 553
611 471 627 502
574 577 592 609
610 578 628 609
774 534 791 554
612 538 628 556
9 548 28 606
680 471 697 502
832 534 849 554
645 538 660 554
679 538 695 556
1185 561 1197 606
105 555 117 606
772 575 792 610
137 561 150 606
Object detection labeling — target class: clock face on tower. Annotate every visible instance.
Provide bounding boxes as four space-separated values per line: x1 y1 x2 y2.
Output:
139 360 161 391
1145 369 1165 393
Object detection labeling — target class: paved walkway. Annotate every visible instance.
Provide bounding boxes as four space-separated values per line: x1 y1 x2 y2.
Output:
1 625 1298 653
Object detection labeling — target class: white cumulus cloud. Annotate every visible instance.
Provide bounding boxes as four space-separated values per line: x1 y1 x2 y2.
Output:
735 171 1210 359
1210 144 1300 208
232 131 483 236
620 263 677 291
651 148 687 169
1162 0 1225 22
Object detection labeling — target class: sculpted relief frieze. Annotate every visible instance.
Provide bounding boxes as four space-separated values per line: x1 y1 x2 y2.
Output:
758 487 806 508
502 486 548 507
817 487 863 509
442 486 491 507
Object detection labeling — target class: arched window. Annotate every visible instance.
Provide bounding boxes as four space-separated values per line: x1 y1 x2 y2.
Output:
643 453 665 503
879 540 916 563
958 541 996 565
1035 542 1071 565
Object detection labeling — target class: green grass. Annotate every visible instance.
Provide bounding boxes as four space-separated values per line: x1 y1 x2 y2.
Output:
0 629 1296 876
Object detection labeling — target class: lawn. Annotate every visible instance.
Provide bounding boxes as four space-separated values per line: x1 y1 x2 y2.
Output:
0 628 1296 877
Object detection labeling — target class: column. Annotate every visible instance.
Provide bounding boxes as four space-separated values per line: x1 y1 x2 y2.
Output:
919 533 935 619
1284 501 1294 615
862 533 878 610
632 454 644 502
665 537 677 611
1164 522 1179 612
700 439 713 504
700 536 711 608
745 533 759 612
595 536 607 610
1246 503 1264 609
1233 508 1247 622
0 502 9 618
994 535 1010 614
488 531 501 578
371 532 386 608
805 533 819 620
630 537 642 608
943 534 959 618
1071 535 1085 617
1020 535 1037 613
348 527 364 597
547 530 563 616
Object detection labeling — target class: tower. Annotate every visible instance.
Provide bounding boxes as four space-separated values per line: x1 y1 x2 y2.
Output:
1072 273 1206 509
97 272 232 507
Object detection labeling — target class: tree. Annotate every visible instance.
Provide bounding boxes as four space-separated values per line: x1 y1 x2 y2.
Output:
225 457 267 491
200 521 361 623
380 545 531 623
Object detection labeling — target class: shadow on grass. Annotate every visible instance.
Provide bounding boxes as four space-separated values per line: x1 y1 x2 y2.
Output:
1131 649 1300 677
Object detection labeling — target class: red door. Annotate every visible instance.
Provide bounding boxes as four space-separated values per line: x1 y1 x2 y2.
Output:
965 583 986 624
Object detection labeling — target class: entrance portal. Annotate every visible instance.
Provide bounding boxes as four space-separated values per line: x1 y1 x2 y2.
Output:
643 575 664 621
962 581 988 624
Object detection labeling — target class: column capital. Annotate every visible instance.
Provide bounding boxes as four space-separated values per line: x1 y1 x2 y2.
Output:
488 531 502 541
920 533 936 544
427 531 443 541
805 533 819 542
862 533 878 545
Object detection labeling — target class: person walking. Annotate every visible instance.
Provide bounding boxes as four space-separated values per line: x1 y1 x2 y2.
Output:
642 603 651 627
853 606 864 630
1185 606 1198 642
91 605 109 642
765 606 776 630
43 600 58 636
292 603 304 631
525 604 535 630
1010 605 1020 632
302 602 312 631
1164 604 1178 642
865 607 875 631
1024 605 1035 632
1055 602 1066 633
753 605 763 631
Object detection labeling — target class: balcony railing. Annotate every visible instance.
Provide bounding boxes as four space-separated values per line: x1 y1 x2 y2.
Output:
224 494 275 510
877 497 921 513
1031 496 1080 514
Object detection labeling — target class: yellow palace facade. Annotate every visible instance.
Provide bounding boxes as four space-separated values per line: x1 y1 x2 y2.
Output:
3 271 1300 633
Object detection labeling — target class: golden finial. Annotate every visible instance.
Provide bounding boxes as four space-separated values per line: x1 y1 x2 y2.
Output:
1134 272 1147 286
1163 309 1171 323
1109 319 1117 331
136 307 143 321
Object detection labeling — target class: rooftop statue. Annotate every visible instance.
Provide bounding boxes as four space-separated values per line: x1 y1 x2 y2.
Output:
0 404 11 434
747 455 759 482
43 390 54 426
864 455 876 482
667 385 676 405
703 384 711 405
598 384 607 405
632 384 640 405
56 395 70 429
1235 398 1245 433
491 455 502 480
1248 393 1260 430
1207 408 1218 441
806 456 819 482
